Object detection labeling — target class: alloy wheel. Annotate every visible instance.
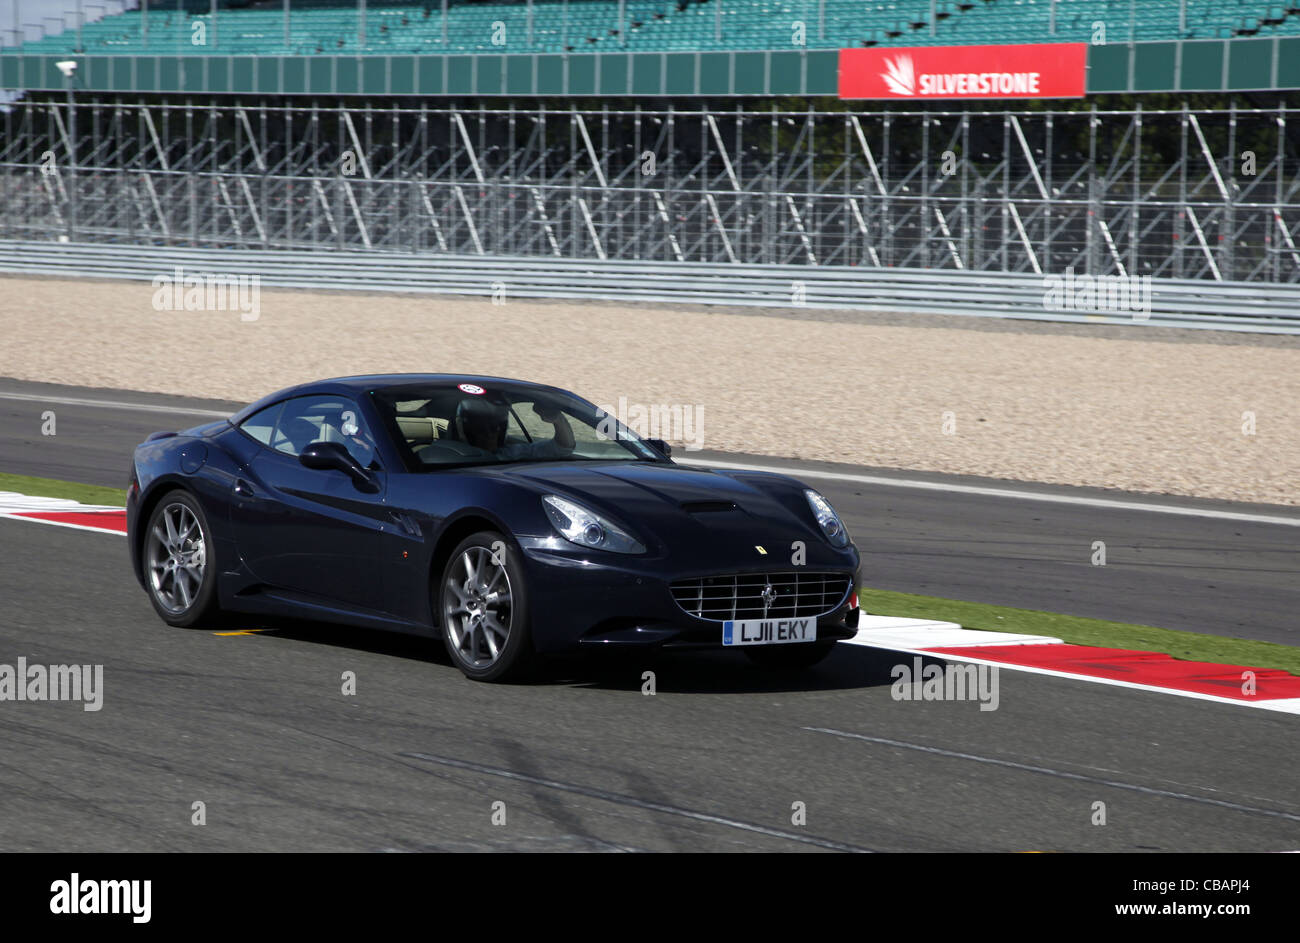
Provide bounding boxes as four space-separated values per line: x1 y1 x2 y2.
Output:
443 545 514 669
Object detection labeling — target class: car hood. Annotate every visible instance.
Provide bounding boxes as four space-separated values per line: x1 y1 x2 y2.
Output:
485 460 834 558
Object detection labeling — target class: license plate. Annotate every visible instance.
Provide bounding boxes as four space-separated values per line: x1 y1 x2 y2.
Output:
722 617 817 646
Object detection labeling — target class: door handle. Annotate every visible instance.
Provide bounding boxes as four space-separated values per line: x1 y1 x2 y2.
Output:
234 478 255 497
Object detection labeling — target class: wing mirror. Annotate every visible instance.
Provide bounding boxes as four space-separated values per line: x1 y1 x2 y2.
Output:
299 441 377 490
646 438 672 458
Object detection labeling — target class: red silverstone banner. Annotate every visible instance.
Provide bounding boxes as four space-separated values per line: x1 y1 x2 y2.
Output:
839 43 1087 100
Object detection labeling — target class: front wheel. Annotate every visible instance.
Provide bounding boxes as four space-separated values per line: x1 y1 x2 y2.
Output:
438 531 534 682
743 641 835 671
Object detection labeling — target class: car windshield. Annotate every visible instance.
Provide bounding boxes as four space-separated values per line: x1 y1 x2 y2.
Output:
370 383 664 470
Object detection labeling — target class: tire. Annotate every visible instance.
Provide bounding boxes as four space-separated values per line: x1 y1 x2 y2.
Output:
743 641 836 671
438 530 534 682
142 490 221 628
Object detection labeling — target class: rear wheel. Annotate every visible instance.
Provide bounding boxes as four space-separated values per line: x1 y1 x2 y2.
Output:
743 641 835 671
143 490 220 627
439 531 534 682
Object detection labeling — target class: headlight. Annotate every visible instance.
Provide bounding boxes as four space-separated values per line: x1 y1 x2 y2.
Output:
805 489 850 548
542 494 645 554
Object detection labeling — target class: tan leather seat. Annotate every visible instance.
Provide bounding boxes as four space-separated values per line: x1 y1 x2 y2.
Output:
396 416 438 445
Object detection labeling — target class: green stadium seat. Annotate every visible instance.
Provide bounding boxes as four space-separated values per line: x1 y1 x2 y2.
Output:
6 0 1295 57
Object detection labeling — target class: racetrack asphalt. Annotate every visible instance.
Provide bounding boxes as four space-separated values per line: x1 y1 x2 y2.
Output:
0 378 1296 852
2 515 1298 852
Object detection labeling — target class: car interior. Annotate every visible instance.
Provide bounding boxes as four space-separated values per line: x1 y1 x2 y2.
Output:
391 394 537 464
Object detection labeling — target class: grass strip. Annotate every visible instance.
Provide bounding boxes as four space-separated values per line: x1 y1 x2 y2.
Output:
0 472 127 508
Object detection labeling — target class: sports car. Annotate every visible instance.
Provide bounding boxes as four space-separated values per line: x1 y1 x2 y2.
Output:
126 375 861 681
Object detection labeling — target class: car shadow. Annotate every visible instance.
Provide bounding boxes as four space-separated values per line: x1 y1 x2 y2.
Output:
222 614 916 694
219 614 455 665
544 644 914 694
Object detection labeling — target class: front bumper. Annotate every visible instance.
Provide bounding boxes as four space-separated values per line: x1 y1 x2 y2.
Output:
517 536 860 654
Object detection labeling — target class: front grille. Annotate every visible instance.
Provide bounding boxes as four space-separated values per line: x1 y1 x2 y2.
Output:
670 571 853 622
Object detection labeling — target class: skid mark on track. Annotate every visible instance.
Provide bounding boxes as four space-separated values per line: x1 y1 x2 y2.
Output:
805 727 1300 825
398 751 874 852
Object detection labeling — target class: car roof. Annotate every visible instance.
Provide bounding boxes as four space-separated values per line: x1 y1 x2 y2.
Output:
228 374 572 424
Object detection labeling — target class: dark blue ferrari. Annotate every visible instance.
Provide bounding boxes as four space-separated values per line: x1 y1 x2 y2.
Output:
126 375 861 681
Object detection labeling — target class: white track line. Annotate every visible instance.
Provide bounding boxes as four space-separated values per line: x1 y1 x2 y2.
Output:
0 512 126 535
0 492 126 535
4 387 1299 526
849 615 1064 649
0 389 229 418
0 491 123 514
687 457 1300 527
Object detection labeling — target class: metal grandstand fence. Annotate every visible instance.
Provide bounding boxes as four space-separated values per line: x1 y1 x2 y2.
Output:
2 98 1299 282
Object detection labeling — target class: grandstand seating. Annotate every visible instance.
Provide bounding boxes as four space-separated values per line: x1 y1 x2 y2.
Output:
7 0 1300 57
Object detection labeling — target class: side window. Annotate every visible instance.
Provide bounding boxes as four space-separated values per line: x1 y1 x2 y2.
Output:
269 395 380 468
238 402 283 447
